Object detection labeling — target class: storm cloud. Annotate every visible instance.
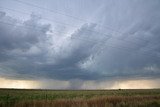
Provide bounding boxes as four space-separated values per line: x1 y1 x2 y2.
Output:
0 0 160 89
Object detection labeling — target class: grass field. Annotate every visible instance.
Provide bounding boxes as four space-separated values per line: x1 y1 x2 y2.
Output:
0 89 160 107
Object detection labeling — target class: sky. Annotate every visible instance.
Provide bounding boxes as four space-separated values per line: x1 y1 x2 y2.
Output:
0 0 160 89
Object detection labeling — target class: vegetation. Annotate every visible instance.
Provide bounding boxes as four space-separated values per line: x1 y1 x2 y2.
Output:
0 89 160 107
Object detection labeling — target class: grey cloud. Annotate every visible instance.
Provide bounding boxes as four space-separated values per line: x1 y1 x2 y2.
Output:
0 12 51 78
0 12 50 52
0 0 160 85
0 12 104 80
80 0 160 78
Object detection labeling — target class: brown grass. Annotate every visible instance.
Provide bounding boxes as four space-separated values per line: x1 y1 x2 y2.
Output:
0 89 160 107
2 96 159 107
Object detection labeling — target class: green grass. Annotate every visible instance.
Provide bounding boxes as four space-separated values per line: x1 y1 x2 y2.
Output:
0 89 160 107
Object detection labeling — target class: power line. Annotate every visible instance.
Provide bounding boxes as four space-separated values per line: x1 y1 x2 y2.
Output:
0 21 160 79
0 20 157 58
0 6 149 49
0 20 159 59
12 0 87 22
71 35 159 59
0 6 111 39
11 0 149 42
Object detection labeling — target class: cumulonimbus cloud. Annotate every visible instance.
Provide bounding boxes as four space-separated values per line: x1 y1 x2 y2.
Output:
0 0 160 86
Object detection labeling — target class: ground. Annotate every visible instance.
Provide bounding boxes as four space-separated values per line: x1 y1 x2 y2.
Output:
0 89 160 107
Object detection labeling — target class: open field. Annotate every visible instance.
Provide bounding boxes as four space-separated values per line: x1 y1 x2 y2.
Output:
0 89 160 107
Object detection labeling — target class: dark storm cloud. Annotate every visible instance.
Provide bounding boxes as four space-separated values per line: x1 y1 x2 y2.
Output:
0 0 160 82
0 12 49 51
0 11 104 80
82 0 160 78
0 11 51 78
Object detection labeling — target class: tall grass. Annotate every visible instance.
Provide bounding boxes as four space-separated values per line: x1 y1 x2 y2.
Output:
0 89 160 107
2 96 160 107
